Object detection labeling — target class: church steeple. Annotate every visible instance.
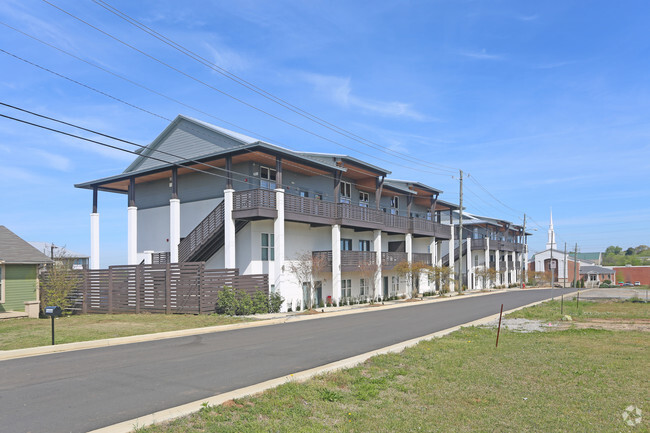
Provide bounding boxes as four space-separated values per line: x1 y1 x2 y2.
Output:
546 208 556 250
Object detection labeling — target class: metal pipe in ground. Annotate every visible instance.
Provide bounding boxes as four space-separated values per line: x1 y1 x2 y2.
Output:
496 303 504 348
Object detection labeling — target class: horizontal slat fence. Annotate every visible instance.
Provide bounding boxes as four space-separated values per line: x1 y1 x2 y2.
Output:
46 263 268 315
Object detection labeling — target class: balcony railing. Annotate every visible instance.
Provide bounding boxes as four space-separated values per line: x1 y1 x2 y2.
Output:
382 252 407 270
412 253 432 265
313 250 377 272
233 188 276 210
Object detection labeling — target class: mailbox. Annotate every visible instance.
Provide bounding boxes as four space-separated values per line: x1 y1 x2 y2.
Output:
44 306 62 317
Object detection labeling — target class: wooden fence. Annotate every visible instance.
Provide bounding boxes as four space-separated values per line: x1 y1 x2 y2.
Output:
47 263 268 315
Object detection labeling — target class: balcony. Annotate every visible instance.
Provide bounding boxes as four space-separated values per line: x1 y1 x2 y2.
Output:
313 251 377 272
412 253 432 265
382 252 408 270
235 189 452 239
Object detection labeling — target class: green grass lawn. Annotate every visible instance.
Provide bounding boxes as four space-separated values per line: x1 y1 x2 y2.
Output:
0 314 253 351
139 300 649 433
507 298 649 322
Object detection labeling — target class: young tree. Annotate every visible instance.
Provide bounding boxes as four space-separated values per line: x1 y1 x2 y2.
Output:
393 260 434 298
286 251 329 310
358 259 380 302
475 266 497 290
40 251 83 314
432 265 454 294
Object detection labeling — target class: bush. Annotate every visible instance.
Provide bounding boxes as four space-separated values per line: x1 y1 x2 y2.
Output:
318 299 325 308
603 279 612 285
215 287 284 315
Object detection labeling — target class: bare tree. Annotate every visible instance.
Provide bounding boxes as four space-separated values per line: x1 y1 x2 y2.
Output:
358 259 380 302
475 266 497 290
393 260 434 299
286 251 329 310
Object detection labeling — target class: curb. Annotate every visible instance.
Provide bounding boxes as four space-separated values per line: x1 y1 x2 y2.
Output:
89 292 568 433
0 287 520 361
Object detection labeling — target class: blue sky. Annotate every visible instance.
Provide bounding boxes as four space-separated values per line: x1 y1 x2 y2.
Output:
1 0 649 264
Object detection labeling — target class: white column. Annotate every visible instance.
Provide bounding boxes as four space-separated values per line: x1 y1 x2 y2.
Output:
495 249 501 286
169 198 180 263
466 237 472 290
90 212 100 269
373 229 382 301
510 252 516 285
524 244 529 284
406 233 413 263
274 189 285 296
331 224 341 303
449 224 455 291
224 189 236 268
484 238 490 289
429 237 436 291
127 206 138 265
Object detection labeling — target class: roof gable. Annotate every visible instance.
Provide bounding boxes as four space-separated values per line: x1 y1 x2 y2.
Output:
0 226 52 264
124 115 259 173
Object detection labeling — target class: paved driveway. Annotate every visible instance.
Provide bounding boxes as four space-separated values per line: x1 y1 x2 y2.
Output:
0 288 576 433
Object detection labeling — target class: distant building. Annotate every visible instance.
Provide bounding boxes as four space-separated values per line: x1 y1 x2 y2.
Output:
613 265 650 285
579 265 615 288
528 211 608 285
29 242 89 270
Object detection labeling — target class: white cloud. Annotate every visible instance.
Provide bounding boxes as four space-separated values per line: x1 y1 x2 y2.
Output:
459 49 504 60
30 149 72 171
302 73 432 121
202 41 251 73
517 14 539 21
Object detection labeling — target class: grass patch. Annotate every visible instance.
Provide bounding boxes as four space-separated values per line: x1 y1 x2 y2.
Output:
140 301 649 433
0 313 253 350
507 298 649 322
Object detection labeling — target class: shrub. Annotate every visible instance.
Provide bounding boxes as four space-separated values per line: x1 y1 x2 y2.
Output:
603 279 612 285
318 299 325 308
215 287 284 315
253 291 270 314
268 292 284 313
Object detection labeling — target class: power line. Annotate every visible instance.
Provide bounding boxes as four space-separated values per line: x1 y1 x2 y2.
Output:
40 0 454 177
92 0 458 174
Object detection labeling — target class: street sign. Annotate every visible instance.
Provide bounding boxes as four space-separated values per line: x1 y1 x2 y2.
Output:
550 261 556 269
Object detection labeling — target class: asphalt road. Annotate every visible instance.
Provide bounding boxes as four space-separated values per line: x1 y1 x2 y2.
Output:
0 288 576 433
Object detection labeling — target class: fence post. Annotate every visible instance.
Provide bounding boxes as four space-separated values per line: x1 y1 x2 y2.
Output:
82 270 88 314
198 263 204 314
108 267 114 314
165 263 172 314
135 265 141 314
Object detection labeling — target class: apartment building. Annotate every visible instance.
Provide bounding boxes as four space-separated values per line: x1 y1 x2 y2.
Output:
76 115 525 310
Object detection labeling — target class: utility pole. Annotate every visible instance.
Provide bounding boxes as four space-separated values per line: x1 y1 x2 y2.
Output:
522 213 527 288
458 169 463 292
573 243 578 288
558 242 568 289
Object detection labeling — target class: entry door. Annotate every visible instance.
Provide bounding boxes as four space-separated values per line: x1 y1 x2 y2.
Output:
383 276 389 299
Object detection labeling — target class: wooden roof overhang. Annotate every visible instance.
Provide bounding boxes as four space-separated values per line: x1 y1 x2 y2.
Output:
75 144 341 193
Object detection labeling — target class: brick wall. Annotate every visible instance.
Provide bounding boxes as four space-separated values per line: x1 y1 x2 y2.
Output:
612 266 650 285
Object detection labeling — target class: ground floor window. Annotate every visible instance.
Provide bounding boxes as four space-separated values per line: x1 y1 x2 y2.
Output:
341 279 352 298
261 233 274 261
359 278 368 297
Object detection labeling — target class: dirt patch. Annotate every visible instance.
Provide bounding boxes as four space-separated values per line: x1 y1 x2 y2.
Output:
222 400 244 408
297 309 322 315
558 319 650 332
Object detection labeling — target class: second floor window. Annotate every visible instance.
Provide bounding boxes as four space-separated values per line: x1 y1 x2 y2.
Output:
359 191 369 207
390 196 399 215
261 233 274 261
341 238 352 251
359 240 371 251
260 166 277 190
340 181 352 204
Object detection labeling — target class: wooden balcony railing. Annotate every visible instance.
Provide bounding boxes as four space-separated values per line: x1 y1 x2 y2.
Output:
412 253 432 265
382 252 407 270
178 201 225 262
285 194 338 219
312 250 377 272
233 188 276 210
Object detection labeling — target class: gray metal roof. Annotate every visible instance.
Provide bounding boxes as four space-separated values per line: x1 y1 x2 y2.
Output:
0 226 53 264
579 265 614 275
297 152 391 176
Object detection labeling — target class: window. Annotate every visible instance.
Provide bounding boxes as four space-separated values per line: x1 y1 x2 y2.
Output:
341 279 352 298
426 211 432 221
359 240 371 251
261 233 274 261
299 190 309 198
341 238 352 251
360 278 368 297
359 191 369 207
390 196 399 215
314 193 323 200
340 181 352 204
260 166 277 190
474 255 479 266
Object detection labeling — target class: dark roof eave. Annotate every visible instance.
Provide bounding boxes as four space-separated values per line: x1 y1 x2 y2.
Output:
75 143 345 190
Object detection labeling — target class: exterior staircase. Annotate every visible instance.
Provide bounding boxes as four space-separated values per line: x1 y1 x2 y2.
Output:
178 202 248 263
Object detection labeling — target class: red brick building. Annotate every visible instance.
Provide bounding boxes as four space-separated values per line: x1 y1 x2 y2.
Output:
612 266 650 285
